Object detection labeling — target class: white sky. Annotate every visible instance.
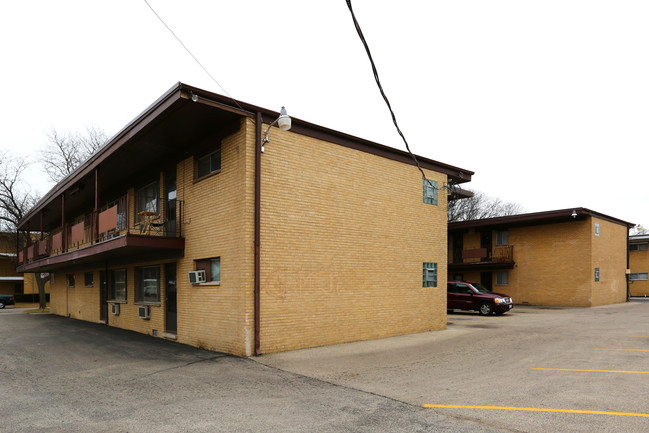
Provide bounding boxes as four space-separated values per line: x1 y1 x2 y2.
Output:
1 1 648 225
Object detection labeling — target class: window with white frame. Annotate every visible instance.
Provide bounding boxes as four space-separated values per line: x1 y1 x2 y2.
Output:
629 273 649 281
630 243 649 251
595 223 600 237
595 267 600 282
423 262 437 287
496 271 509 285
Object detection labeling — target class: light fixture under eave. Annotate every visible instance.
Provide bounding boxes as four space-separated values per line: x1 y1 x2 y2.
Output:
261 106 291 153
571 210 578 218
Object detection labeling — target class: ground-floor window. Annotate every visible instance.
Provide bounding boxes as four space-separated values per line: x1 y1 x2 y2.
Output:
496 271 509 285
629 272 649 281
136 266 160 303
109 269 127 301
195 257 221 283
423 262 437 287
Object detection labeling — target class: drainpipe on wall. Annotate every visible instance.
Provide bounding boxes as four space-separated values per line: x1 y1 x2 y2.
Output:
254 112 262 355
626 228 630 302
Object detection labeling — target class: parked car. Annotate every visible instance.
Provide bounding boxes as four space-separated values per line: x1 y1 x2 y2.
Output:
0 294 15 309
447 281 513 315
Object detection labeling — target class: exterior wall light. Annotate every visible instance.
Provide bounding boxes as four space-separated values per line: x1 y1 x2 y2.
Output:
261 106 291 153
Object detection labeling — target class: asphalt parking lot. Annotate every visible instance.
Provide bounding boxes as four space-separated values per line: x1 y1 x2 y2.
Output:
2 301 648 432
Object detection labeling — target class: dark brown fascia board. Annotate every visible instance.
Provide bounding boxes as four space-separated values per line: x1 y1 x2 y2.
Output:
180 83 474 184
20 82 474 228
449 207 634 231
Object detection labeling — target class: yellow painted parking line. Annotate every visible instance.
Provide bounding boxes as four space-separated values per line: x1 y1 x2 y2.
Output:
532 367 649 374
593 348 649 352
424 404 649 418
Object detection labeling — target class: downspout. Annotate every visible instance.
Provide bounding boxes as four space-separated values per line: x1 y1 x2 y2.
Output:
626 228 630 302
254 112 262 355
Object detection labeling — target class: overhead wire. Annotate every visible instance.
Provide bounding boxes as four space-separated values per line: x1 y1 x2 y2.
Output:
344 0 454 195
143 0 246 113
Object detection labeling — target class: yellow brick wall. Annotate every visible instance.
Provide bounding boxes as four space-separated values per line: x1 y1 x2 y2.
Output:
629 246 649 297
49 271 99 321
44 116 453 356
259 123 448 353
174 119 255 356
454 217 628 307
590 218 628 306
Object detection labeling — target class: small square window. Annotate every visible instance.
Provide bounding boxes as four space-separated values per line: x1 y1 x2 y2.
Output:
595 268 600 282
197 147 222 178
422 180 438 206
195 257 221 283
496 271 509 285
84 272 94 287
423 262 437 287
496 231 509 246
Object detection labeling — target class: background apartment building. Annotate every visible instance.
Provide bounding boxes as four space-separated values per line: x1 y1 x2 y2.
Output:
448 208 633 307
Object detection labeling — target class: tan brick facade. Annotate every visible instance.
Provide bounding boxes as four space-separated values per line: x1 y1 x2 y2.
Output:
18 84 470 356
259 122 448 353
629 235 649 297
449 212 630 307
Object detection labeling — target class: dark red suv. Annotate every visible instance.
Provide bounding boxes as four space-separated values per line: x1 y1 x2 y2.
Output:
447 281 513 315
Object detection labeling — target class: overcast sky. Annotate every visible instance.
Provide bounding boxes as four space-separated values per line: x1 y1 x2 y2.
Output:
1 1 648 226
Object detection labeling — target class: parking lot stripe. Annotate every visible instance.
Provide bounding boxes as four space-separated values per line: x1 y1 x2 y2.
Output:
632 336 649 338
423 405 649 417
593 348 649 352
531 367 649 374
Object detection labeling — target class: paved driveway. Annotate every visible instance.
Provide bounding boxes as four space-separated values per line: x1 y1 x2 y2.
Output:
1 311 501 433
258 302 649 433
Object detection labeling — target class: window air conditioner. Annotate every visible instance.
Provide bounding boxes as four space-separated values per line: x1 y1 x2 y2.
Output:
111 303 120 315
188 270 206 284
138 305 151 319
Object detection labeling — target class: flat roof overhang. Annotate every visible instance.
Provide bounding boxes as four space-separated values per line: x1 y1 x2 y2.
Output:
17 234 184 273
449 207 634 232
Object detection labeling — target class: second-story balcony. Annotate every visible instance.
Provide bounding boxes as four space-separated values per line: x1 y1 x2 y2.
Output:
449 245 515 271
17 195 184 273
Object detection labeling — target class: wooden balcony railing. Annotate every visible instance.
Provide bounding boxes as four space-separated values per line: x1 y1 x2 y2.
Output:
453 245 514 264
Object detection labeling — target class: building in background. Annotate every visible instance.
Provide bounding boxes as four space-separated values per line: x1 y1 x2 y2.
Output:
629 233 649 297
16 83 473 356
448 208 633 307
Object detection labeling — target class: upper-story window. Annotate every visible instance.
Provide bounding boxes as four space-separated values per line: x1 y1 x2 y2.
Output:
630 243 649 251
496 230 509 246
422 179 438 206
595 223 600 237
197 146 221 179
136 181 159 214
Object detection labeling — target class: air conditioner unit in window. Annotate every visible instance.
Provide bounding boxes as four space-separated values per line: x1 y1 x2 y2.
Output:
138 305 150 319
188 270 206 285
111 303 120 315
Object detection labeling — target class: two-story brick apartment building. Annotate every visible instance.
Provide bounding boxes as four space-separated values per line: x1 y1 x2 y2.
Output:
629 233 649 297
448 208 633 307
16 82 473 356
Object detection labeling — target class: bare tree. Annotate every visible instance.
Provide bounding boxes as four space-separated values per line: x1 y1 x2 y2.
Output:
40 125 107 184
0 151 50 308
448 189 524 222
